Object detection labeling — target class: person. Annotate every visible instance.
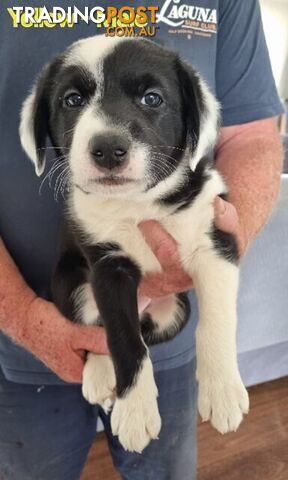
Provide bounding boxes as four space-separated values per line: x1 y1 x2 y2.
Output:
0 1 284 479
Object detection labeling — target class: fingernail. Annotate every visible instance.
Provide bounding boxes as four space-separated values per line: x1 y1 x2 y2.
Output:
217 197 226 215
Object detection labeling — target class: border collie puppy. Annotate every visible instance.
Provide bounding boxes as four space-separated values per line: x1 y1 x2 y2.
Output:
20 35 249 453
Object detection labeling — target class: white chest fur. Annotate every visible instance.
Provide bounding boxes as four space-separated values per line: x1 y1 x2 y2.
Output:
71 168 225 275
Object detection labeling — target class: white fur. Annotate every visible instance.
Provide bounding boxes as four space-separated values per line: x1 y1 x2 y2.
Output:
156 175 249 433
71 190 163 276
19 87 44 176
192 252 249 432
190 76 220 171
111 356 161 453
65 35 123 74
72 283 100 325
82 353 116 412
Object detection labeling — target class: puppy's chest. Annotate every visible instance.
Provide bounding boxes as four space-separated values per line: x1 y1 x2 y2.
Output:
72 191 214 262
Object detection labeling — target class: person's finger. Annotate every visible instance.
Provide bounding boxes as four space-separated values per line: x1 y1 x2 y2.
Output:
139 271 193 298
214 197 239 234
60 361 84 384
138 220 178 268
137 293 152 314
72 325 109 354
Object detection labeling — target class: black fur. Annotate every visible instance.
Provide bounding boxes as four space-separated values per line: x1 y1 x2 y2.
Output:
159 158 211 211
210 225 239 264
33 60 97 172
101 40 190 187
83 245 147 397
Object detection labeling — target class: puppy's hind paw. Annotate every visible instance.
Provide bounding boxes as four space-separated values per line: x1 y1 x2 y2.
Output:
198 375 249 434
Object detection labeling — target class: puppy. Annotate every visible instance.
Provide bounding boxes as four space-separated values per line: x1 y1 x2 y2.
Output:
20 35 249 453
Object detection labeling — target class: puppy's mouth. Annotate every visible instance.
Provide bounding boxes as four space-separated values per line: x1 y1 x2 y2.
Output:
74 175 139 195
95 176 135 186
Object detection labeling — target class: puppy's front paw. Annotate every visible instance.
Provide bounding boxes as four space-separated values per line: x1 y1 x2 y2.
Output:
198 373 249 434
111 357 161 453
82 354 116 412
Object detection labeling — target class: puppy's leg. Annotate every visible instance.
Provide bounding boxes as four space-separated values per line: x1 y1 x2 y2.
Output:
86 245 161 453
52 254 115 410
190 247 249 433
72 282 115 410
52 250 89 322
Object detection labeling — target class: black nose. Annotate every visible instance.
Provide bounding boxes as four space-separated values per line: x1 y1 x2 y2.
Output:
89 134 130 170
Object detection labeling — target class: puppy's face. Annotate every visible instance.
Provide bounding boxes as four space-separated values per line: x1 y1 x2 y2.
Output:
20 36 219 198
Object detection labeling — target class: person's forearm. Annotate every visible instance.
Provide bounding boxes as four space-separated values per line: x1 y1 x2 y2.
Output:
0 238 36 339
0 237 109 381
215 118 284 253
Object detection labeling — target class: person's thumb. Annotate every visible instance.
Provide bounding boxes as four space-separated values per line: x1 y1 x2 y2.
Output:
214 197 239 235
138 220 178 267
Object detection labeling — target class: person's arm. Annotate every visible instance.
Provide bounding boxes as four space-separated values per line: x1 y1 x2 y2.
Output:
139 117 283 298
216 117 283 253
0 238 108 383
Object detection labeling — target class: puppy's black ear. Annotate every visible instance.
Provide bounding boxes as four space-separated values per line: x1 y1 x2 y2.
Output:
176 59 220 170
19 62 57 176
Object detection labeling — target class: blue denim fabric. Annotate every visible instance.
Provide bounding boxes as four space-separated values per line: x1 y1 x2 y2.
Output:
0 359 197 480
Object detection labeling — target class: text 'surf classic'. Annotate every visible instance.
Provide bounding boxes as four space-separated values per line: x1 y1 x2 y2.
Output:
20 35 249 453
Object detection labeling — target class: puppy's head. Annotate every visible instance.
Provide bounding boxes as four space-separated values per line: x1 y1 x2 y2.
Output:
20 35 219 198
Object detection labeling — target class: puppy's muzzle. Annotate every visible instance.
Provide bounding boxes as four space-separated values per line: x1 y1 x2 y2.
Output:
89 134 130 172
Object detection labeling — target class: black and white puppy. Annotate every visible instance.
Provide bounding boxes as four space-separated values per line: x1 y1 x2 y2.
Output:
20 35 249 453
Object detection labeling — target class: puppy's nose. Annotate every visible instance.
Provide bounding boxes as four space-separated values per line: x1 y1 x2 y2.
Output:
89 134 130 170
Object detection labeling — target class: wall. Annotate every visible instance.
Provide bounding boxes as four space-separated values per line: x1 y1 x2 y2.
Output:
260 0 288 99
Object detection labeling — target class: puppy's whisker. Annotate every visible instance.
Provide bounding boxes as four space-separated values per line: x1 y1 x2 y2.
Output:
55 165 69 192
151 151 179 163
47 158 66 175
60 174 72 198
38 157 69 195
151 145 185 152
46 155 68 171
58 172 71 198
54 166 70 201
40 146 69 151
150 157 174 178
46 154 69 164
63 127 76 137
151 154 176 170
48 160 69 187
150 163 171 178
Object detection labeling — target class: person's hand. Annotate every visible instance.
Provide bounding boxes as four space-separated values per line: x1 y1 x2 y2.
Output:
138 197 242 298
20 297 108 383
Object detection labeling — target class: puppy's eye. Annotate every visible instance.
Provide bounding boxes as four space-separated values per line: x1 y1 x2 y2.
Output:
64 92 86 108
141 92 163 107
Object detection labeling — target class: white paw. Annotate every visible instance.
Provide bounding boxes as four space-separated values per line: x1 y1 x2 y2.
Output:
111 357 161 453
198 374 249 434
82 354 116 412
